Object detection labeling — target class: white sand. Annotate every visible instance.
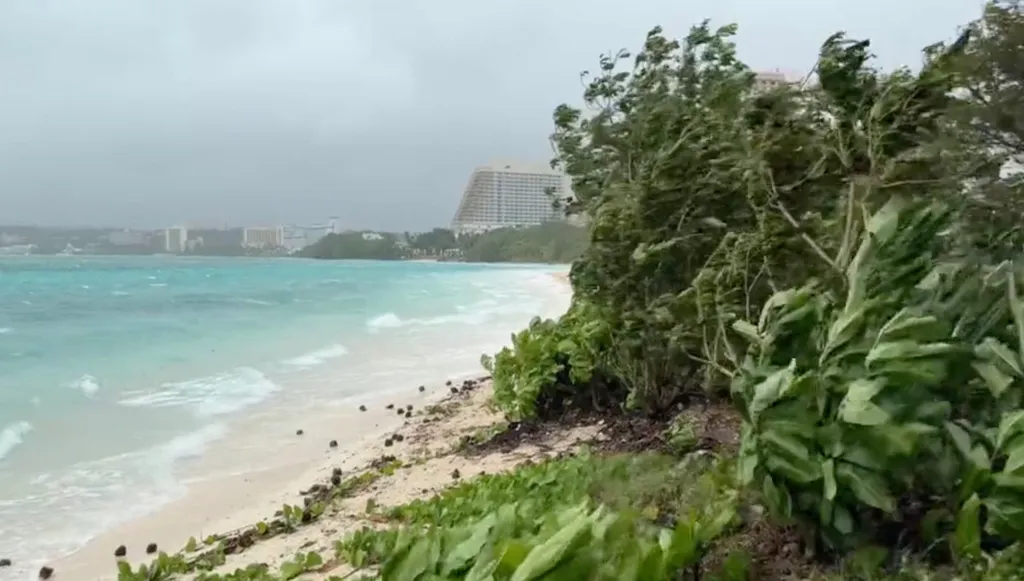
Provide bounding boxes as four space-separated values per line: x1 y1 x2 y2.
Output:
54 381 599 580
53 386 443 580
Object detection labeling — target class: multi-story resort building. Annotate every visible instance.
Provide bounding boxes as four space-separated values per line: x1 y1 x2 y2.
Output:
242 226 284 249
280 223 333 252
449 160 572 235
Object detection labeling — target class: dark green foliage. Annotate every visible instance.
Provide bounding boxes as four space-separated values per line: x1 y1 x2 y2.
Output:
483 3 1024 575
459 222 588 264
407 228 458 255
300 224 586 263
482 300 621 420
300 231 405 260
334 452 740 580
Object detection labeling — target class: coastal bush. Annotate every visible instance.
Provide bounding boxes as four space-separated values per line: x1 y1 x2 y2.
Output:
477 5 1024 579
482 301 619 420
731 197 1024 556
486 13 980 420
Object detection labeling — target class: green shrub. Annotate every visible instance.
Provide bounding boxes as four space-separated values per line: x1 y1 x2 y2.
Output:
730 198 1024 555
482 301 616 420
335 451 740 580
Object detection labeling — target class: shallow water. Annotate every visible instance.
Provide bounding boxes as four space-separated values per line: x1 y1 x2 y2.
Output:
0 256 569 576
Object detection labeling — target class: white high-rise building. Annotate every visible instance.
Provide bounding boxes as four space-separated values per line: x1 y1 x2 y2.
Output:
242 227 284 249
450 161 571 235
164 226 188 253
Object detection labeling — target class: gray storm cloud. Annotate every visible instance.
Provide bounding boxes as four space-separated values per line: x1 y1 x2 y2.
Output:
0 0 981 230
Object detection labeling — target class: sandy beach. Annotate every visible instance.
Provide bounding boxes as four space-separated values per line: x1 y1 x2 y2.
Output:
45 269 574 580
53 378 595 580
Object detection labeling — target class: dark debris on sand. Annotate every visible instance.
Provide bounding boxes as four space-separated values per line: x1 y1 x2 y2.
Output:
456 399 741 459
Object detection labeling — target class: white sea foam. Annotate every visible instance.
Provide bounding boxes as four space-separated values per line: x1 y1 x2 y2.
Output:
365 293 548 333
0 423 226 578
283 344 349 369
239 298 273 306
67 374 101 398
366 312 403 330
0 326 12 334
118 367 280 418
0 421 32 461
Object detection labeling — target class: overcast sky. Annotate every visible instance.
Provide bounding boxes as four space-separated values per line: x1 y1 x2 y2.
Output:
0 0 983 231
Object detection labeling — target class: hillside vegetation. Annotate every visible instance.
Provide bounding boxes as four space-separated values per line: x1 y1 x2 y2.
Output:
458 222 588 263
300 223 586 263
114 2 1024 580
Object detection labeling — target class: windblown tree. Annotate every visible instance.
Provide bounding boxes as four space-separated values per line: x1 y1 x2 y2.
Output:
530 21 974 409
942 0 1024 256
485 11 1024 566
954 0 1024 157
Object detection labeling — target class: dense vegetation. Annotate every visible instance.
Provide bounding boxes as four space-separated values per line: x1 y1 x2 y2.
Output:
111 2 1024 580
481 1 1024 578
298 231 406 260
458 222 588 263
300 223 586 263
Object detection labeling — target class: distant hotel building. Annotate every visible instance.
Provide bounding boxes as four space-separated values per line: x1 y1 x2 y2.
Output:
753 70 800 92
243 227 284 249
280 223 333 252
450 161 571 235
164 226 188 253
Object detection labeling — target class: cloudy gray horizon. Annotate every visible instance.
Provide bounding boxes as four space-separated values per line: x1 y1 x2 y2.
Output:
0 0 982 231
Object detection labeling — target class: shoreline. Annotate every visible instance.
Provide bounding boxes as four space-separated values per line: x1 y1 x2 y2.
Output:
54 377 598 581
52 378 459 580
41 269 573 580
52 376 601 581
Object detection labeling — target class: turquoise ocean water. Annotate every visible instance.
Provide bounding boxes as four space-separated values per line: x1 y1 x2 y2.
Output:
0 256 569 575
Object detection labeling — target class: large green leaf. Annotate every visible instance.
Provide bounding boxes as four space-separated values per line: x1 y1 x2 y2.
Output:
822 305 868 361
839 399 890 426
997 410 1024 451
747 361 797 421
838 379 890 426
442 516 495 575
822 459 838 501
836 462 896 513
1003 442 1024 475
876 309 946 344
509 505 591 581
762 474 793 519
945 421 973 461
972 361 1014 398
865 340 956 367
952 493 982 559
764 453 823 484
975 337 1023 377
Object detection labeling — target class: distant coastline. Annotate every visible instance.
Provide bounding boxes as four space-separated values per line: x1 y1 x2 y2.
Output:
0 222 587 265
